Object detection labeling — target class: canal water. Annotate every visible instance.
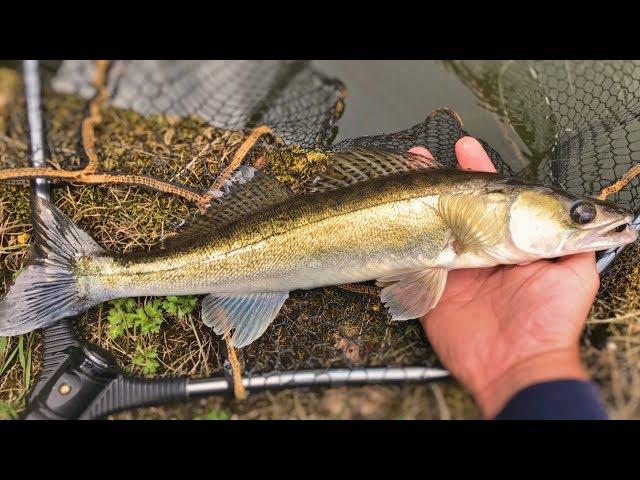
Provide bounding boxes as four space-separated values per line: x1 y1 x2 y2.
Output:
314 60 522 166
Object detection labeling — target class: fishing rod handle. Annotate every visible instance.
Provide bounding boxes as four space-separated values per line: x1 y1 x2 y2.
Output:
79 375 189 420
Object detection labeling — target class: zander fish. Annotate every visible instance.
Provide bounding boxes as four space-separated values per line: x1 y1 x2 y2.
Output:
0 147 636 346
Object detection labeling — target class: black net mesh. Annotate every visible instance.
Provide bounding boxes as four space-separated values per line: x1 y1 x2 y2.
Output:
332 108 512 175
444 60 640 212
53 60 345 147
1 60 640 419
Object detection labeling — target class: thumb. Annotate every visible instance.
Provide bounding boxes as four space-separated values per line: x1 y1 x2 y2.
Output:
455 137 496 173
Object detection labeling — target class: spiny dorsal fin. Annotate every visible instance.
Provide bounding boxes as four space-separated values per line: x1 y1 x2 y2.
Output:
304 146 442 193
437 194 506 252
161 166 293 250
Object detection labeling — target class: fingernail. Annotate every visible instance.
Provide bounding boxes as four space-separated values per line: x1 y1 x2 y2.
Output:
455 136 497 173
457 136 482 151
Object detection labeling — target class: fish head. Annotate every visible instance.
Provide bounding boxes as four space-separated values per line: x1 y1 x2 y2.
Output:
504 181 637 258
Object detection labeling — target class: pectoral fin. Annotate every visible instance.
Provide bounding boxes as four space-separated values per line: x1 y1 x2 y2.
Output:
202 292 289 348
377 268 448 321
437 194 504 253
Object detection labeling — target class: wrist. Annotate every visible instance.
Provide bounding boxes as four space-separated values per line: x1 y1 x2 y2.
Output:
473 349 589 419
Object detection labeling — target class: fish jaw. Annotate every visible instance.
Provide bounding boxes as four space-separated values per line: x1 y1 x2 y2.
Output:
567 211 638 253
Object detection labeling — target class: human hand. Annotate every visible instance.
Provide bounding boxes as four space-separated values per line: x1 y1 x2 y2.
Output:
410 138 598 418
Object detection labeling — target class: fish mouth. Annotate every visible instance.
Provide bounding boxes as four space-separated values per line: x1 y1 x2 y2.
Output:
582 213 639 249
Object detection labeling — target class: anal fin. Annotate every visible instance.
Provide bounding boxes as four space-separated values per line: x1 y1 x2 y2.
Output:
202 292 289 348
377 268 448 321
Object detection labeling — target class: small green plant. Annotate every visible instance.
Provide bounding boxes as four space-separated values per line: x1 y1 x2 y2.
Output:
134 299 165 335
0 336 7 360
102 296 200 377
196 408 231 420
162 295 198 319
131 345 159 375
0 337 18 378
106 295 197 339
106 298 138 339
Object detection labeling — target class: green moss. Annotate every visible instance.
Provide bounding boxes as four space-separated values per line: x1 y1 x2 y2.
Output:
262 144 330 191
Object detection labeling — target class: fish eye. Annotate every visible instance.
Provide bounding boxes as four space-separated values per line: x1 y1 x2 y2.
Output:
570 200 597 225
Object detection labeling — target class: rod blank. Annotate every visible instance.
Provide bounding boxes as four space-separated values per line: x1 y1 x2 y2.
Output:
23 60 50 200
186 367 451 396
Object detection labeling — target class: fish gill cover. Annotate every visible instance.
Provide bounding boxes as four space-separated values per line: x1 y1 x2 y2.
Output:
0 60 639 418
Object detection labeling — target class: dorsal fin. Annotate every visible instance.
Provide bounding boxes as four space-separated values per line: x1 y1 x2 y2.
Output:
161 166 293 250
304 146 442 193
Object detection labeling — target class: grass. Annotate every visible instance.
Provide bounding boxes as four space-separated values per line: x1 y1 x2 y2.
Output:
0 66 639 419
195 408 231 420
584 242 640 418
0 332 38 419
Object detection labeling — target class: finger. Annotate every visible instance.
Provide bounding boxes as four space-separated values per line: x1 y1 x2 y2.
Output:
455 137 497 173
408 146 435 160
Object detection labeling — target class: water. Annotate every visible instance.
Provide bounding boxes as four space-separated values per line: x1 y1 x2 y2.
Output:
314 60 522 164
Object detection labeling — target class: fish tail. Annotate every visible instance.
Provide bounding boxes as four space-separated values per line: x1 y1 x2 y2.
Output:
0 196 105 336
